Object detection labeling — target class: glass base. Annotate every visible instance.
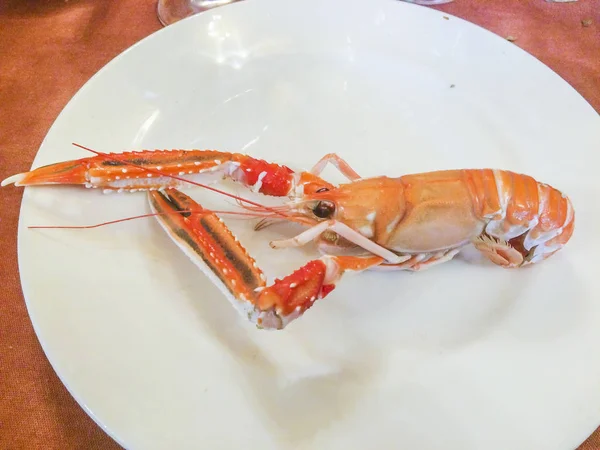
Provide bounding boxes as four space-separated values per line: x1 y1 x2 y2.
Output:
157 0 241 26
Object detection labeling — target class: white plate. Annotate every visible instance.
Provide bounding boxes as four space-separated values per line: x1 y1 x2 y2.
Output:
15 0 600 448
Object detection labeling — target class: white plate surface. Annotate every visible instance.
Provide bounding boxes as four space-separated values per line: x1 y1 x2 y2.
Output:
15 0 600 449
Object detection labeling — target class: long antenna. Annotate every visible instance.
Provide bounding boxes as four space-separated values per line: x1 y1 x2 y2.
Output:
28 209 267 230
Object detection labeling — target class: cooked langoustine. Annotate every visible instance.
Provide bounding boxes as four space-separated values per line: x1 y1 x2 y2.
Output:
2 147 575 329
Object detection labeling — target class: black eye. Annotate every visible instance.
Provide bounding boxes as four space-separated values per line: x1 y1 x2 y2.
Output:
316 187 329 193
313 201 335 219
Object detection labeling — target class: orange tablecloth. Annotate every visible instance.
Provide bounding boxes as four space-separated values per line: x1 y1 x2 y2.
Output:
1 1 598 448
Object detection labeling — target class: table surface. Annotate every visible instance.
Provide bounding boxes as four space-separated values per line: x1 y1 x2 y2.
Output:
1 0 599 448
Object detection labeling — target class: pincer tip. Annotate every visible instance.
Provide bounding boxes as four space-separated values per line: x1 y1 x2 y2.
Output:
1 173 26 187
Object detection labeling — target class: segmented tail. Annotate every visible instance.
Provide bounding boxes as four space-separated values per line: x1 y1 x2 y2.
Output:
465 169 574 263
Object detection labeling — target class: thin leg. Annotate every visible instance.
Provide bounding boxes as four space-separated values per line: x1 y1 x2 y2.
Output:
310 153 362 181
371 248 461 272
269 220 410 264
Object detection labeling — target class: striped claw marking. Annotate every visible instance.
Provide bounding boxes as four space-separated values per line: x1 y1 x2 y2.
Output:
148 189 383 329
